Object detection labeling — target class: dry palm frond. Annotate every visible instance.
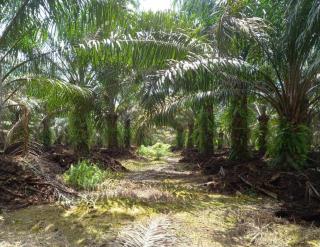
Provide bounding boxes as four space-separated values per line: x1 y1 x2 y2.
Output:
115 216 176 247
5 101 31 155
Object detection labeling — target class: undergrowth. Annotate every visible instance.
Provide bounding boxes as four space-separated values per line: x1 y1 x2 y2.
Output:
64 160 121 190
137 143 171 160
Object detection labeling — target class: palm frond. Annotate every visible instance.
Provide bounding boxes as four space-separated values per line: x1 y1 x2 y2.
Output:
18 76 92 107
79 30 213 69
4 98 30 154
148 55 263 93
115 216 176 247
218 15 270 46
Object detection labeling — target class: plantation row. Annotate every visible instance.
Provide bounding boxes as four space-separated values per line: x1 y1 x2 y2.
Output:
1 1 320 245
0 1 319 170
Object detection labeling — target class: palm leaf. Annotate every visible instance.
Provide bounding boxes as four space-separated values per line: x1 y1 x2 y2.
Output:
115 216 176 247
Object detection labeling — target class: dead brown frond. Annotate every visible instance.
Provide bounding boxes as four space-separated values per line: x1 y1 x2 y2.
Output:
114 216 176 247
224 207 289 246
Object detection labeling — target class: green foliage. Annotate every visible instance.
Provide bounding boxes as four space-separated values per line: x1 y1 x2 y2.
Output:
1 0 319 175
141 1 319 168
64 160 106 190
137 143 171 160
268 121 311 170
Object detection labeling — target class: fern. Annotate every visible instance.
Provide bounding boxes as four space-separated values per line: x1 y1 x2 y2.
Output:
115 216 176 247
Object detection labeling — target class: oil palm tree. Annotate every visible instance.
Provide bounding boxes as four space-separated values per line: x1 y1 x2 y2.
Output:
45 0 137 153
0 0 93 152
94 65 137 149
143 0 320 169
77 10 209 149
142 82 218 154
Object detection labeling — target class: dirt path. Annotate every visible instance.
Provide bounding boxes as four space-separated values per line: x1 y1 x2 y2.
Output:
126 156 195 182
1 155 320 246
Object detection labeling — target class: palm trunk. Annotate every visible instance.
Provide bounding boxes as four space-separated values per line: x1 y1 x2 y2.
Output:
218 131 224 150
124 118 131 149
271 96 312 169
106 113 118 149
206 104 214 154
199 104 214 156
257 111 269 155
22 107 30 156
69 106 89 155
5 105 30 155
0 65 4 151
42 116 52 149
186 122 194 149
176 127 184 149
273 118 311 169
229 94 249 161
